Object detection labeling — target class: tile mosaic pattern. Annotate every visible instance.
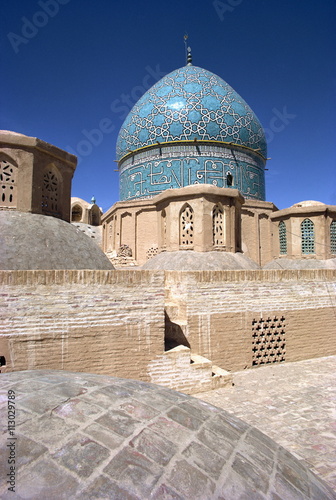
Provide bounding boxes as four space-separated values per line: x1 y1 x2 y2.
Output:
117 65 267 161
119 143 265 201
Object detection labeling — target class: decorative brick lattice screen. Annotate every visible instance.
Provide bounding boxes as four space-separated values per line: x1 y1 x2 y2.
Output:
0 159 17 208
252 316 286 366
42 170 59 216
146 246 158 260
180 204 194 246
213 205 224 246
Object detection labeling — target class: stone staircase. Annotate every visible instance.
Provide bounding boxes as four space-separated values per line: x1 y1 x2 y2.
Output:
162 296 233 394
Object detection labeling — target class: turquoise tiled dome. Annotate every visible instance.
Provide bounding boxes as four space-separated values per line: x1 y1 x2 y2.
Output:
116 65 267 161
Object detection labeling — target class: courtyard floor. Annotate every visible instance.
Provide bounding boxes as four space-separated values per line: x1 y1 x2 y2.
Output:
194 355 336 492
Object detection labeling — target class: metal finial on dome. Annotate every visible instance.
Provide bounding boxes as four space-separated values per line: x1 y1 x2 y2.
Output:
187 46 192 65
184 34 193 66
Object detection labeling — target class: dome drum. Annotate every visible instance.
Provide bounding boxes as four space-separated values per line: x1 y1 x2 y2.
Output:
119 140 265 201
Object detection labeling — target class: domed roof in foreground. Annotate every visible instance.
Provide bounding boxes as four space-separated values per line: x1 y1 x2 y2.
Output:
0 211 113 270
292 200 325 208
117 65 267 160
142 251 259 271
0 370 333 499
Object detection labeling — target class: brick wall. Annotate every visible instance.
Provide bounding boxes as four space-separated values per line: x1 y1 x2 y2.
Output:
165 270 336 371
0 270 165 380
1 269 335 388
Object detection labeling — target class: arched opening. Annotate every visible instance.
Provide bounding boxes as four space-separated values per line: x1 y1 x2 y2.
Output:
331 220 336 254
90 205 101 226
279 221 287 255
0 156 18 209
213 204 225 247
226 171 233 187
301 218 315 254
161 209 167 249
180 204 194 247
71 204 83 222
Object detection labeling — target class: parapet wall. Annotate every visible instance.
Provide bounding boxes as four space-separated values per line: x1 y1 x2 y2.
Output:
0 270 165 379
0 269 335 389
164 269 336 371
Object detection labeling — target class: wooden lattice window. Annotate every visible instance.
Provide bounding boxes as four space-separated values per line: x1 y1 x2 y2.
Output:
180 204 194 246
331 221 336 254
0 158 17 208
279 221 287 255
213 204 224 246
252 316 286 367
301 218 315 254
42 169 59 216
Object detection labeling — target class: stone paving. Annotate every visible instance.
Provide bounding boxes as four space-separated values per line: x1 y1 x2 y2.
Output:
195 355 336 493
1 369 336 499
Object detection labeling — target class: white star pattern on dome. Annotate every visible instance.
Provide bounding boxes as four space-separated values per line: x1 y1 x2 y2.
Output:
117 66 267 161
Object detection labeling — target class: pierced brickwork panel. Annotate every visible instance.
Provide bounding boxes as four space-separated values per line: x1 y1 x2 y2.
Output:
301 218 315 254
252 316 286 367
0 159 17 208
180 204 194 246
279 221 287 255
331 220 336 254
146 246 158 260
42 170 59 215
213 205 224 246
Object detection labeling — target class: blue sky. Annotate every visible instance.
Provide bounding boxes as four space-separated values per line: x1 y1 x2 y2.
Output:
1 0 335 212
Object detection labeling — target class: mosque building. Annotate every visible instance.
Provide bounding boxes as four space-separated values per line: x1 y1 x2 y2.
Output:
0 49 335 395
101 49 336 269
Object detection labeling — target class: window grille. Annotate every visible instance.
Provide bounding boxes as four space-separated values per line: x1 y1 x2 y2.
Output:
180 204 194 246
279 221 287 254
42 170 59 215
331 221 336 254
301 218 315 254
252 316 286 366
0 159 17 208
213 205 224 246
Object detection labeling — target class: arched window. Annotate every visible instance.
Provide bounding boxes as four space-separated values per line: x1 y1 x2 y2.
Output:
279 221 287 255
180 204 194 246
213 204 224 246
301 218 315 254
226 171 233 187
71 204 83 222
41 167 60 216
331 220 336 254
0 157 17 209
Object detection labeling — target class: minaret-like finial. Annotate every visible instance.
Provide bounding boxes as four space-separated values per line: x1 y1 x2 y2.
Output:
184 34 193 66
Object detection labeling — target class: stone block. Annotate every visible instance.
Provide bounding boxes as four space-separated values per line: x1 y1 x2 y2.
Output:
167 459 215 499
130 428 178 466
104 446 163 498
53 435 110 479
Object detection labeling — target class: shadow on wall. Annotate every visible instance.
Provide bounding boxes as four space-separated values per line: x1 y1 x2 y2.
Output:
164 311 190 351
